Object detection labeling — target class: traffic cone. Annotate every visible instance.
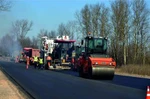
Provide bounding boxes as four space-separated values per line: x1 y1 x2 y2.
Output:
146 86 150 99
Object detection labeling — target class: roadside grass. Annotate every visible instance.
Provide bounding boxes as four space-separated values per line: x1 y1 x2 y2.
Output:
115 64 150 77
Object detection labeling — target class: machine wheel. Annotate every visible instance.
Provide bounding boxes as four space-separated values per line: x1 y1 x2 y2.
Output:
60 62 62 66
78 66 85 77
53 64 56 68
71 64 76 71
108 74 114 80
45 64 49 70
71 64 74 71
88 67 93 79
44 64 47 70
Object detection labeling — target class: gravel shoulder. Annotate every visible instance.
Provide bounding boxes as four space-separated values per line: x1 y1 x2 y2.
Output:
0 70 26 99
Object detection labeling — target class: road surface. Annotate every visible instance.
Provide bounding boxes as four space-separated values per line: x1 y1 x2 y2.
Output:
0 61 149 99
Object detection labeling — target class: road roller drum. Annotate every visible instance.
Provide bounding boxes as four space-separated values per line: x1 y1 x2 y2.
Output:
89 66 115 79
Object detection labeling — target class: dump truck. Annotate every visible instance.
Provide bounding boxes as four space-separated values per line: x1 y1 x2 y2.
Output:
73 34 116 79
19 47 40 65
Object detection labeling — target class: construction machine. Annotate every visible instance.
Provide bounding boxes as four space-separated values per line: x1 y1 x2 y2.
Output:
52 35 76 68
76 34 116 79
71 44 84 71
40 36 57 69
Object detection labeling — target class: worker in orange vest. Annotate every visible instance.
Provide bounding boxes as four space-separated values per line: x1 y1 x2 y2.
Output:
30 57 33 65
15 56 18 63
46 54 52 70
26 56 29 69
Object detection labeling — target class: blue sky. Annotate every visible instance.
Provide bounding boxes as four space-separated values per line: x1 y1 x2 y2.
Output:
0 0 149 38
0 0 110 38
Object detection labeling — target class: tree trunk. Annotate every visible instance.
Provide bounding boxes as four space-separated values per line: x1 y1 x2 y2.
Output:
123 42 127 65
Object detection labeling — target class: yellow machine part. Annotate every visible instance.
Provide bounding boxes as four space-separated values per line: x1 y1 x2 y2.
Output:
62 59 65 63
90 66 115 79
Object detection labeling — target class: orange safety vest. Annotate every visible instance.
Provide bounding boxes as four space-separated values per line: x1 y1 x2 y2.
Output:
26 57 30 65
15 56 18 62
30 57 33 62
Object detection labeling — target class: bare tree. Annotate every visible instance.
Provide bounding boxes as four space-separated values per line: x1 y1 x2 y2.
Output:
0 0 12 55
57 23 67 36
0 0 12 11
111 0 130 65
37 29 57 40
76 4 91 37
21 37 32 48
37 29 49 39
99 4 110 37
75 11 85 39
132 0 150 65
56 21 79 40
91 3 101 36
30 36 38 48
76 3 110 38
11 19 33 40
48 30 57 38
10 19 33 48
65 20 78 39
0 33 18 56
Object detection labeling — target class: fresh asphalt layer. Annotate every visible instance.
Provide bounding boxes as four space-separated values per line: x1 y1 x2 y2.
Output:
0 61 148 99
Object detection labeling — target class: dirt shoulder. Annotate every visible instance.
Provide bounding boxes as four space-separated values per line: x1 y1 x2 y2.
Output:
115 65 150 79
115 70 150 79
0 70 26 99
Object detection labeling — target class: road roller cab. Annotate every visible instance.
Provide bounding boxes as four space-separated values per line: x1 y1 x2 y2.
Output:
78 34 116 79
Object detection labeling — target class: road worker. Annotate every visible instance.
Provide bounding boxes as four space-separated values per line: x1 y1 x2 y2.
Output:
15 56 18 63
46 54 52 70
38 57 43 69
37 57 40 68
30 57 34 65
26 56 29 69
33 55 38 69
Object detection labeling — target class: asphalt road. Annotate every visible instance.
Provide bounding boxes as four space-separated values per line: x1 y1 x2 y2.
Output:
0 61 149 99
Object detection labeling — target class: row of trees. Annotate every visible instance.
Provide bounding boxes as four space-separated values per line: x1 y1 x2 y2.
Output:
0 0 150 66
111 0 150 65
74 0 150 66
